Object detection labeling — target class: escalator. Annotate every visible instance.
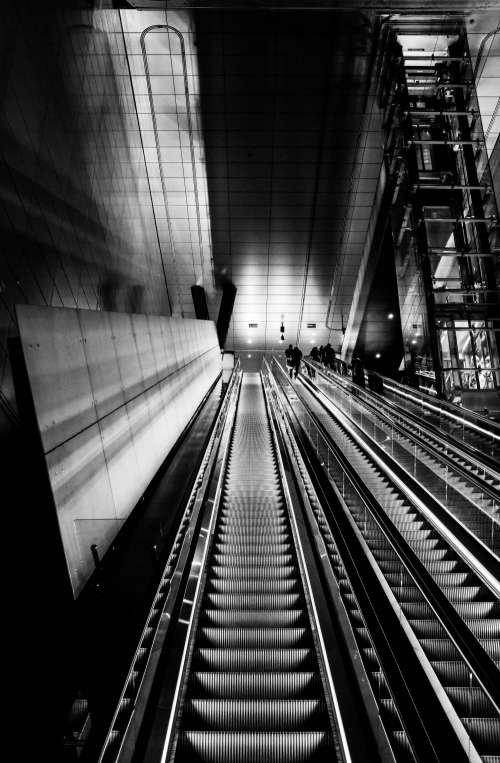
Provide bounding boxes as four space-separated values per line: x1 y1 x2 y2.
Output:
269 360 500 762
301 361 499 555
169 374 342 762
310 363 500 463
98 366 499 763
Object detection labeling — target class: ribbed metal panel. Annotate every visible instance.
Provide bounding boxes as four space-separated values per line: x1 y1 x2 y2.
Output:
176 731 334 763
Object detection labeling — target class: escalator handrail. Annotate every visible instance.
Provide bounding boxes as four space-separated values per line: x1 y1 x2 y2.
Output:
266 361 478 763
261 368 353 763
304 359 500 468
295 365 500 594
367 366 500 437
98 362 242 763
301 364 500 509
147 368 242 763
308 360 500 478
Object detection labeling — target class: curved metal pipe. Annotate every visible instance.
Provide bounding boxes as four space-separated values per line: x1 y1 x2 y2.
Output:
140 23 216 315
117 14 173 314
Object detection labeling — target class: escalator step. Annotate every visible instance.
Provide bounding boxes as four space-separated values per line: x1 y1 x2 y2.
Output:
400 602 434 619
459 718 500 754
214 542 292 553
210 565 297 580
390 730 415 763
432 661 481 685
420 639 461 660
480 641 500 660
407 620 446 638
204 593 302 609
200 610 306 627
188 672 322 698
207 579 299 594
217 528 288 536
198 627 311 648
466 621 500 640
192 648 316 672
451 602 500 619
445 688 497 717
181 698 329 730
212 553 295 565
175 731 335 763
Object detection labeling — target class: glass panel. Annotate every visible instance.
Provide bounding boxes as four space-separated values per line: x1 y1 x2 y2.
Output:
424 220 455 250
439 329 452 365
460 370 477 389
455 327 473 367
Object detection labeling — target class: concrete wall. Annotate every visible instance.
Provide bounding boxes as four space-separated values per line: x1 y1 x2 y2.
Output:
16 305 221 597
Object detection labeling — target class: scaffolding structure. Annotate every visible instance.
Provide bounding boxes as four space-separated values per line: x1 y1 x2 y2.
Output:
379 20 500 409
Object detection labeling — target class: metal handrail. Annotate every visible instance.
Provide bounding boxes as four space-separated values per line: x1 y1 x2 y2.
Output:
261 364 353 763
98 361 241 763
302 358 500 486
266 359 488 763
291 360 500 593
268 357 500 719
307 358 500 441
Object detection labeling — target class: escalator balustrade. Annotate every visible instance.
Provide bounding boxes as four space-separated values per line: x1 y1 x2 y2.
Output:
169 374 343 763
276 369 500 761
302 364 499 554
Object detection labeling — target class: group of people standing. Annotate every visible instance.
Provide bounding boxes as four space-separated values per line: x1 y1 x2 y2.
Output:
316 343 337 369
285 342 337 379
284 342 365 386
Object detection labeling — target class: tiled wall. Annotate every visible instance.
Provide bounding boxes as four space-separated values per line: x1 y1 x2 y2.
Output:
17 305 221 597
0 9 173 437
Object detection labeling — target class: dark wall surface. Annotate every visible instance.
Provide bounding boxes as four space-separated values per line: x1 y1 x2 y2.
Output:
0 8 172 754
354 225 404 376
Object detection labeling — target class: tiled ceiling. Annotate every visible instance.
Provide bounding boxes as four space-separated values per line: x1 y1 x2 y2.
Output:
118 7 387 355
194 9 385 353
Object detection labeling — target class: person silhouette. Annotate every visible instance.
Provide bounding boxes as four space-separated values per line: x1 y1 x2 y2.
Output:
285 344 294 379
292 346 303 379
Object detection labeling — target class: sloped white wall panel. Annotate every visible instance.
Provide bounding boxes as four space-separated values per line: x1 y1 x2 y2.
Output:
16 305 221 597
19 307 98 453
79 310 125 420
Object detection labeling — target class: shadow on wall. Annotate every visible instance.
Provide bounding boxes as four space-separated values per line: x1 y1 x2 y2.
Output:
0 7 171 441
15 305 222 598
